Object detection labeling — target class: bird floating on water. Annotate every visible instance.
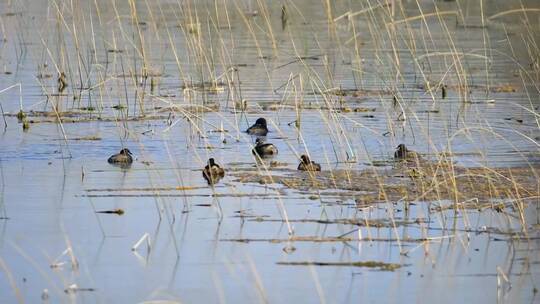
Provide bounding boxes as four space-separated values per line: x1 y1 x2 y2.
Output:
246 117 269 136
252 138 278 158
202 158 225 185
394 144 419 160
108 148 133 164
297 154 321 171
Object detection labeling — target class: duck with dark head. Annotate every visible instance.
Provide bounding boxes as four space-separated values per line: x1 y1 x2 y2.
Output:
246 117 269 136
297 154 321 171
202 158 225 185
394 144 419 160
252 138 278 158
108 148 133 164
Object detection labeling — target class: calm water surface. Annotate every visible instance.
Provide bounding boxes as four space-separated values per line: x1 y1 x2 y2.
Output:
0 0 539 303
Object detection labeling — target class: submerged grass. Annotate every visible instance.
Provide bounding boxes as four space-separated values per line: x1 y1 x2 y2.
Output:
276 261 404 271
232 161 539 204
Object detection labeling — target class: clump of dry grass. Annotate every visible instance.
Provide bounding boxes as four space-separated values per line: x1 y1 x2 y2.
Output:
232 160 539 204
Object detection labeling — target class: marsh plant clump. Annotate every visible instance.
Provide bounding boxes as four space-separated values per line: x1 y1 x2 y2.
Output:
0 0 538 303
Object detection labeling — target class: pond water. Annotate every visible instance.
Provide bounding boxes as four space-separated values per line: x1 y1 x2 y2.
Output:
0 0 539 303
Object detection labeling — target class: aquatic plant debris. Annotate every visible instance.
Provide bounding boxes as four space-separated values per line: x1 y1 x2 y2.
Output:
231 163 539 203
277 261 404 271
220 236 436 243
95 208 125 215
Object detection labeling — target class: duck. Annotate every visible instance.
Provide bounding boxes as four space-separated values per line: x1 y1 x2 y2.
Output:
202 158 225 185
246 117 269 136
252 138 278 158
108 148 133 164
394 144 418 160
297 154 321 171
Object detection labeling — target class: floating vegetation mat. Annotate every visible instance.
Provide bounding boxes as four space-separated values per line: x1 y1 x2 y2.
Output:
232 160 539 205
276 261 404 271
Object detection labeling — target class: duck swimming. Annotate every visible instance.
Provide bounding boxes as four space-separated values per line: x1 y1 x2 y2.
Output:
394 144 417 160
202 158 225 185
297 154 321 171
108 148 133 164
246 117 269 136
252 138 278 158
